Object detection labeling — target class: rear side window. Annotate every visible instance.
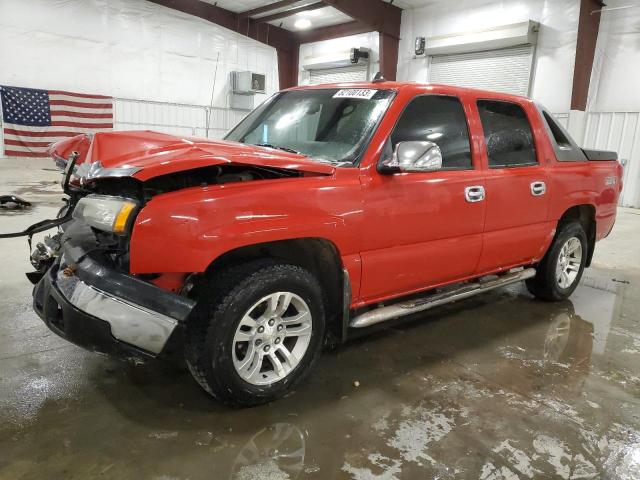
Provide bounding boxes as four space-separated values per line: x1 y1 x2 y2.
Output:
477 100 537 168
391 95 472 170
539 109 587 161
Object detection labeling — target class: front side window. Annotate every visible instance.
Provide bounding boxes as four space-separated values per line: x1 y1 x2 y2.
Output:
477 100 537 168
390 95 472 170
225 89 395 165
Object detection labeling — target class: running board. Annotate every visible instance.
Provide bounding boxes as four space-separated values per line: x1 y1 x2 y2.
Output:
349 268 536 329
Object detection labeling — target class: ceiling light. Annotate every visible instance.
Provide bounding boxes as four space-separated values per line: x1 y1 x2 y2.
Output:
294 18 312 29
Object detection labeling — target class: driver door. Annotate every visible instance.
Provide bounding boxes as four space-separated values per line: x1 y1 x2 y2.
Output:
359 94 486 304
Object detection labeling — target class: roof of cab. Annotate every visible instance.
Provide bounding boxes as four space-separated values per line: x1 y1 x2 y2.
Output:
285 81 532 104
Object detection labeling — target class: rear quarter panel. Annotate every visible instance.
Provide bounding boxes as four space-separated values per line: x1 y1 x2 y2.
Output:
548 160 621 240
517 103 621 243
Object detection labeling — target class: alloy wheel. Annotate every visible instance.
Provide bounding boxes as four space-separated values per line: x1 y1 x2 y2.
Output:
232 292 313 385
556 237 582 289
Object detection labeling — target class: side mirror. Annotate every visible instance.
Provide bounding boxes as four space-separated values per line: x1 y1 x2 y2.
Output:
379 141 443 174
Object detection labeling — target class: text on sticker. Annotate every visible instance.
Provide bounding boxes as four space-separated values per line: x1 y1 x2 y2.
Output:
333 89 377 100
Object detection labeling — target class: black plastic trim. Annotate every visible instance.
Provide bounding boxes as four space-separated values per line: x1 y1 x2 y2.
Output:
33 264 161 359
534 103 588 162
582 149 618 161
60 221 195 322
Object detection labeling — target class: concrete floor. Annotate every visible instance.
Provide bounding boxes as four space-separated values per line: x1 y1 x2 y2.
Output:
1 158 639 480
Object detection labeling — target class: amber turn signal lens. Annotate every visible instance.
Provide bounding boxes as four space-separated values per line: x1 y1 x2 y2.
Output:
113 202 136 234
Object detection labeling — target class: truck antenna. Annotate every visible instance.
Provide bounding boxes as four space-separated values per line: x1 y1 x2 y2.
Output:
372 72 386 83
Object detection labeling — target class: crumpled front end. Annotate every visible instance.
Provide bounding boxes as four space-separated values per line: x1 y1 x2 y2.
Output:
32 221 195 357
27 129 335 358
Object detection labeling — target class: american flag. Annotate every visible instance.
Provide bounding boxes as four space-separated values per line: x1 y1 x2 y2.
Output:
0 86 113 158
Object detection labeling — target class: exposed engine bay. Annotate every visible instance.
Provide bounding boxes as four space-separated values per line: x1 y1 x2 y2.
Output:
4 156 305 284
90 164 301 203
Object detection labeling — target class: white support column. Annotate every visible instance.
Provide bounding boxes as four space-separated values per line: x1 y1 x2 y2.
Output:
567 109 588 146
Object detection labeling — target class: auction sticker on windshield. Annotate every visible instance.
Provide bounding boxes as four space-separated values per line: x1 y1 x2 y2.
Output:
333 89 377 100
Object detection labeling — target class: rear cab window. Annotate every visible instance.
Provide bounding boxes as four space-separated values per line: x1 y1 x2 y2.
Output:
477 100 537 168
537 106 587 161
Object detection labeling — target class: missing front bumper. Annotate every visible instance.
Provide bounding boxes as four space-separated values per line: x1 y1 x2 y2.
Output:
32 227 195 357
33 265 154 359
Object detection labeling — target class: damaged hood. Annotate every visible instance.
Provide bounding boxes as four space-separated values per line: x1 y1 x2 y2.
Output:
50 131 335 181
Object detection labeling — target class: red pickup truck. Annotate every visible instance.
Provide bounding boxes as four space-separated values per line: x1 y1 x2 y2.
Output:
24 82 622 406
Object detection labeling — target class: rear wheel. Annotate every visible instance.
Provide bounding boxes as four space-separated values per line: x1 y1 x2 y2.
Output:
185 261 325 407
526 222 587 301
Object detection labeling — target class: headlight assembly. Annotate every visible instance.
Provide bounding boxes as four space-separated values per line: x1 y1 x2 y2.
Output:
73 195 138 235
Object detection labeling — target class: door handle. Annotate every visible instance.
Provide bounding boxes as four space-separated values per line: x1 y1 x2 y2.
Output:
530 181 546 196
465 185 485 203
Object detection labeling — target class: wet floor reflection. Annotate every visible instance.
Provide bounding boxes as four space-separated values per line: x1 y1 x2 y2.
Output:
1 268 639 479
231 423 306 480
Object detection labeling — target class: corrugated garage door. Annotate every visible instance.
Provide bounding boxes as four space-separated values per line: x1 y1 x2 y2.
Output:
429 45 534 96
309 64 368 85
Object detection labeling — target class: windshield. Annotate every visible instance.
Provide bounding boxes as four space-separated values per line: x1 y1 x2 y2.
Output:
225 88 395 165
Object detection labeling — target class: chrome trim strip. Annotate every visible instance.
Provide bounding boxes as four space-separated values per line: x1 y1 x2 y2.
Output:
75 161 141 181
341 268 352 342
57 269 177 354
350 268 536 329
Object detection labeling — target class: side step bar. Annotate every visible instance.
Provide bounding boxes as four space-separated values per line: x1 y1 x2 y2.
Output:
349 268 536 329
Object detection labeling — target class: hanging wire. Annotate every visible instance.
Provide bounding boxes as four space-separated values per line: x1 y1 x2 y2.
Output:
591 5 640 14
205 51 221 139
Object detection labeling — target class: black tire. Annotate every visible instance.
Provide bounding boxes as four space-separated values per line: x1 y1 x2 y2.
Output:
184 260 326 407
526 221 588 301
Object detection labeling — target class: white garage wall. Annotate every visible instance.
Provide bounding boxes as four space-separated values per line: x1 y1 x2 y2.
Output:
0 0 278 140
581 112 640 208
111 98 250 140
298 32 380 85
581 2 640 208
397 0 580 114
588 1 640 112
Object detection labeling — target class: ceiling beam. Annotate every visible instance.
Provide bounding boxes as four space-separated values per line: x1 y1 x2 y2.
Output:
147 0 296 52
319 0 402 81
294 20 372 44
147 0 301 89
149 0 236 30
321 0 402 39
256 2 325 24
146 0 405 89
239 0 305 19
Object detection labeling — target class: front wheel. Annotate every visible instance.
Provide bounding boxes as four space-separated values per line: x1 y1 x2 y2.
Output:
526 222 588 301
185 261 326 407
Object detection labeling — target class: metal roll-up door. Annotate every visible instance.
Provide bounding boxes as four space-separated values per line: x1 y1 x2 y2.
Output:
429 45 535 96
309 64 369 85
